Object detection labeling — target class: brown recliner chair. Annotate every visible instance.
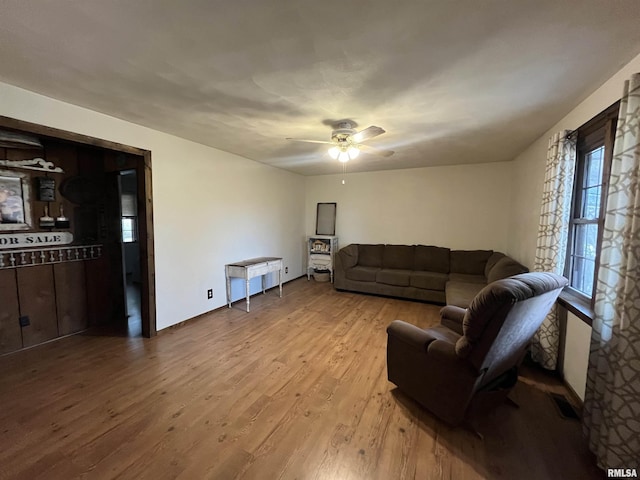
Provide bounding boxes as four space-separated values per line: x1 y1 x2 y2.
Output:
386 272 568 426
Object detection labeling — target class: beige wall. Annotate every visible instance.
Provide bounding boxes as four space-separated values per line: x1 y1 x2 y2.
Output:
0 82 306 330
508 51 640 399
305 162 512 252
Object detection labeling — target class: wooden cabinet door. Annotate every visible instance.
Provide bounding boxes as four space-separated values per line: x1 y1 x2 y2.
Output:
17 265 58 347
54 262 88 335
0 269 22 354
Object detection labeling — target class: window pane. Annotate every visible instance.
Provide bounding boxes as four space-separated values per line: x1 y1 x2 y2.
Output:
570 223 598 295
581 186 601 219
584 146 604 188
122 218 136 243
121 193 137 217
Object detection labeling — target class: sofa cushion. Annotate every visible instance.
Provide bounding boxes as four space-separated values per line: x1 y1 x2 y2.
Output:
377 269 412 287
484 252 505 277
414 245 450 273
487 256 529 283
345 266 380 282
383 245 415 270
449 273 486 284
450 250 493 275
446 281 486 308
410 271 449 290
358 244 385 267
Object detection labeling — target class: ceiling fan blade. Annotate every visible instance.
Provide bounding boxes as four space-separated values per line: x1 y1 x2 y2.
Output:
360 143 395 157
286 137 333 145
352 126 385 143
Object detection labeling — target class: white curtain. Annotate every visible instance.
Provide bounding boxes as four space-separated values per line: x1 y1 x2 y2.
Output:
583 73 640 469
530 131 576 370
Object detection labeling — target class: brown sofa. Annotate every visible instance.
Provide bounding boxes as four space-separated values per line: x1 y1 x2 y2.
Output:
334 244 529 308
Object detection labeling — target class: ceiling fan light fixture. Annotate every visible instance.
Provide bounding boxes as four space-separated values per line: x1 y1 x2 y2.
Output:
330 145 360 163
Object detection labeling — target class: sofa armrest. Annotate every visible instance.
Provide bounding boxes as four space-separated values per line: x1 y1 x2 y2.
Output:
337 244 358 269
486 255 529 283
387 320 441 350
440 305 466 335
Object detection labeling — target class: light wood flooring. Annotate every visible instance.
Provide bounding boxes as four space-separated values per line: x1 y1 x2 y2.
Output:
0 278 602 479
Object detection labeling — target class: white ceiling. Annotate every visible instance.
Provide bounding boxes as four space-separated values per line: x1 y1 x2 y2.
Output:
1 1 640 175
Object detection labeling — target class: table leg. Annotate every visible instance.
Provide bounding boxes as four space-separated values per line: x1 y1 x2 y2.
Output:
226 271 231 308
262 274 266 294
246 278 250 313
279 268 283 298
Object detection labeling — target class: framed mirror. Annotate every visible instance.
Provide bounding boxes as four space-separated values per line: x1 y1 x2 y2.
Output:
316 202 336 235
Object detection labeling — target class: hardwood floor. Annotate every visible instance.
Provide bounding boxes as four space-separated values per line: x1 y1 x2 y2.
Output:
0 278 601 479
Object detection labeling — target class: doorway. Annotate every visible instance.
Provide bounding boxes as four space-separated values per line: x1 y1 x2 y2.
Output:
0 115 156 339
119 169 141 336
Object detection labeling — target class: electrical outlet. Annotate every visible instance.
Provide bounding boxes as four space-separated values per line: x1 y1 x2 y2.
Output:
19 315 30 327
285 266 288 274
207 289 213 299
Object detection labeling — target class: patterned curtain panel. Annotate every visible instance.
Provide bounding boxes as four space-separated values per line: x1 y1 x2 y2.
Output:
583 73 640 469
530 131 576 370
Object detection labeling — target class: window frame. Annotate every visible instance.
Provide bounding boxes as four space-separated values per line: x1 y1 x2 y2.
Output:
120 190 138 244
121 216 138 243
560 102 618 324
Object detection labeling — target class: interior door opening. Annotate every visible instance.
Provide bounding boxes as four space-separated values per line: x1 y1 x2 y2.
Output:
120 169 142 337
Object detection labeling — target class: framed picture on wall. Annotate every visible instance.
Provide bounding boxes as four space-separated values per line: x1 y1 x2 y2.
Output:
316 202 336 235
0 170 33 230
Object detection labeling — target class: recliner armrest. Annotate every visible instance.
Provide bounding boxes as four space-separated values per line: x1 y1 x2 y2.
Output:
387 320 441 350
440 305 466 335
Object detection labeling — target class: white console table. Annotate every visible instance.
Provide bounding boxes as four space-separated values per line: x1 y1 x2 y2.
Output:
225 257 283 312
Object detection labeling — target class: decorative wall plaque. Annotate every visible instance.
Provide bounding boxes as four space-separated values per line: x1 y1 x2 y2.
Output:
0 231 74 249
36 177 56 201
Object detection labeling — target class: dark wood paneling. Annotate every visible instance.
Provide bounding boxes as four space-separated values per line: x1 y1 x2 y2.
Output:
85 256 110 326
0 116 156 339
17 265 58 347
103 172 127 325
0 269 22 354
44 142 78 237
54 262 88 336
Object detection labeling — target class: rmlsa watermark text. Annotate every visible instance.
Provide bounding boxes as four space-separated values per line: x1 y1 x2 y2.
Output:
608 468 638 478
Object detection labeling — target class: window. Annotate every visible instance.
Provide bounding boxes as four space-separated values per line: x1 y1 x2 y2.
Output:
121 191 137 243
565 102 618 305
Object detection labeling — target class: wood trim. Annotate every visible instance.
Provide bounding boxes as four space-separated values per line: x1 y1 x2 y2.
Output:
558 289 593 326
0 116 156 338
139 151 156 337
0 116 149 155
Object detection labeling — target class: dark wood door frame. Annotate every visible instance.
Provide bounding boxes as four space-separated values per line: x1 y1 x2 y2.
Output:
0 115 157 337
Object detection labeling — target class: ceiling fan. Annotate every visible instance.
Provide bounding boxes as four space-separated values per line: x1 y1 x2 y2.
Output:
286 121 394 162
